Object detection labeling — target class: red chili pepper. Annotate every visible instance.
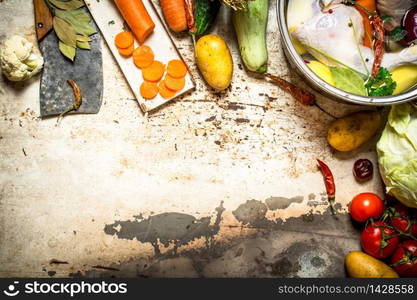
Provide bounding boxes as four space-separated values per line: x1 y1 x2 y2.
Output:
265 73 316 106
351 1 385 78
184 0 196 34
371 14 385 78
317 159 336 212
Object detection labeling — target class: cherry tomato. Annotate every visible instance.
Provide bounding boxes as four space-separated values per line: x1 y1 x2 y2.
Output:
349 193 384 222
392 217 412 234
391 240 417 277
361 221 399 259
393 203 410 216
411 223 417 238
387 203 417 238
410 209 417 237
411 211 417 238
390 203 412 233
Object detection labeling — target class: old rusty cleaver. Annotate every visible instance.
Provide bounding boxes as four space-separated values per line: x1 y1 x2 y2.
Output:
33 0 103 117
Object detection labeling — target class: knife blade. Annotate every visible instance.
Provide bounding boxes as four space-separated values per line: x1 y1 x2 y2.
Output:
33 0 103 117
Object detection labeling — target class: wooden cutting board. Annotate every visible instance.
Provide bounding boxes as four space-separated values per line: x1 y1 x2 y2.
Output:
85 0 195 113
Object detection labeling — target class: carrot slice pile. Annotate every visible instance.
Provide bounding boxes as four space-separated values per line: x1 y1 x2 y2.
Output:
158 81 177 99
115 31 134 49
140 81 159 99
133 45 154 69
118 44 135 57
115 40 189 100
164 74 185 91
142 61 165 82
167 59 187 78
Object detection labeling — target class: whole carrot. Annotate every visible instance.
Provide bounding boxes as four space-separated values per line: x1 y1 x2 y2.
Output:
114 0 155 44
355 0 376 48
160 0 188 33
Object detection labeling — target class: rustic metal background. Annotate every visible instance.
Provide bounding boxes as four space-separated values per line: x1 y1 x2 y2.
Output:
0 0 382 277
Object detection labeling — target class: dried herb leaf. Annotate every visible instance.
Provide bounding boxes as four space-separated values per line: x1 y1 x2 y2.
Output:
61 8 92 23
53 17 77 47
76 34 92 42
389 27 408 42
46 2 96 62
55 9 97 36
49 0 85 10
59 41 76 61
76 41 91 49
329 66 367 96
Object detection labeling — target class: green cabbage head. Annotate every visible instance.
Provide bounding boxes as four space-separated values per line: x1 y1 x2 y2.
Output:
377 102 417 208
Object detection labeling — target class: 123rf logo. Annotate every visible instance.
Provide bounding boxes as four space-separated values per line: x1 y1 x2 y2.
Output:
3 281 127 297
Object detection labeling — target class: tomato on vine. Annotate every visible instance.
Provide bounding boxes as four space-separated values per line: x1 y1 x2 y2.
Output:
385 203 417 238
391 240 417 277
361 221 399 259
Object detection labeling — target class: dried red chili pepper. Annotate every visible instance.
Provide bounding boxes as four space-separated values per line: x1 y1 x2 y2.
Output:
184 0 196 34
371 14 385 78
348 1 385 78
57 79 82 124
265 73 316 106
317 159 336 213
67 79 82 109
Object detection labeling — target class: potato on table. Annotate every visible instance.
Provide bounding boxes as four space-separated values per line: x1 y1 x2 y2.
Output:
327 111 383 152
345 251 399 278
195 35 233 91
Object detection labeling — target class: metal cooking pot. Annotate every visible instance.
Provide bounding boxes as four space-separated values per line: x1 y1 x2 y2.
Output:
276 0 417 106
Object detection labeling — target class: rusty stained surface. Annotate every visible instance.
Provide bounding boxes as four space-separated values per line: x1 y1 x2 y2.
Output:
0 0 382 277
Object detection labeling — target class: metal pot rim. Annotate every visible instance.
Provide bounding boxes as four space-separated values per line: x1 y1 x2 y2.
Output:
277 0 417 106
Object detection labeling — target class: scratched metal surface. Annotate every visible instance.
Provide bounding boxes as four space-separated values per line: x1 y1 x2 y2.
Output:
0 0 383 277
39 14 103 116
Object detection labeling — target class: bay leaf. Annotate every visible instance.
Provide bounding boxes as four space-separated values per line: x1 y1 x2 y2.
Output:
53 17 77 47
329 67 367 96
49 0 85 10
64 8 92 23
59 41 76 61
55 9 97 36
76 34 92 42
76 41 91 50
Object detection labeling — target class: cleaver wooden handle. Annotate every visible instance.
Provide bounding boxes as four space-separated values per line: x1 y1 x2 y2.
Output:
33 0 53 41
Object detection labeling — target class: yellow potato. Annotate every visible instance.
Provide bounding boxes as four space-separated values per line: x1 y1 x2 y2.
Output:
327 111 383 152
391 64 417 95
345 251 399 278
195 35 233 91
307 60 335 86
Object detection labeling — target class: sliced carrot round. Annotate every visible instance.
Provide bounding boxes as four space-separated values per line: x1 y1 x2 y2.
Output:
140 81 159 100
142 60 165 82
115 31 134 49
167 59 187 78
133 45 155 69
164 74 185 91
158 81 176 99
118 44 134 57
